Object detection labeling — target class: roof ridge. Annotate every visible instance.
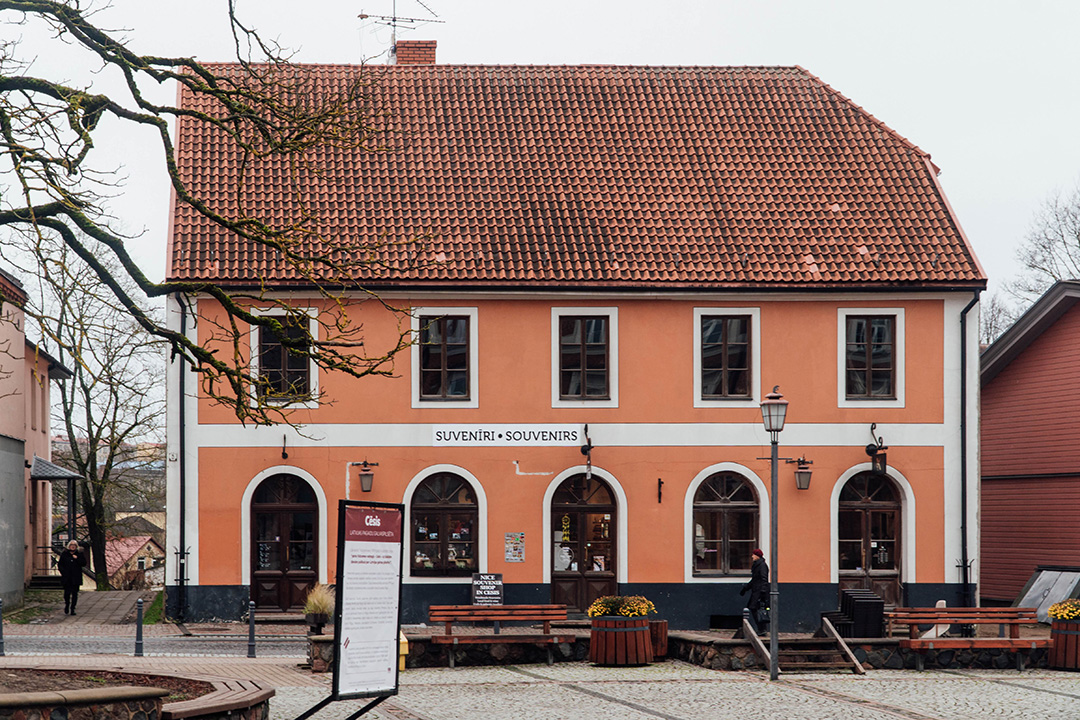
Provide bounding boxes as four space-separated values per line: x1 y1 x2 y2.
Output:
199 61 805 71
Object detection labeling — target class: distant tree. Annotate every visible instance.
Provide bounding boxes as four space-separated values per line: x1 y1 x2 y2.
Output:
0 0 415 425
979 292 1019 347
25 238 165 589
1009 184 1080 303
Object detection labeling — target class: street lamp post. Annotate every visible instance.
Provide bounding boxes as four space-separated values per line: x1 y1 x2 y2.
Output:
759 386 789 682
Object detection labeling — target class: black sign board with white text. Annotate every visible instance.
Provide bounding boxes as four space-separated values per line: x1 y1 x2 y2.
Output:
471 573 503 605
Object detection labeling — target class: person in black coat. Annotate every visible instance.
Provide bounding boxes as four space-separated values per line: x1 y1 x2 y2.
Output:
58 540 87 615
740 548 769 634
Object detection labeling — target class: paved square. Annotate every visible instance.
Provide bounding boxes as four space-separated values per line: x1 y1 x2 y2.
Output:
324 663 1080 720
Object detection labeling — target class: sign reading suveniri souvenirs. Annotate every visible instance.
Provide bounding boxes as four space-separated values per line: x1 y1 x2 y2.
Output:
433 424 583 446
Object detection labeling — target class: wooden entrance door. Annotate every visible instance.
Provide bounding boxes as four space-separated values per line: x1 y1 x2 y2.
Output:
838 472 902 606
251 475 318 611
551 474 616 612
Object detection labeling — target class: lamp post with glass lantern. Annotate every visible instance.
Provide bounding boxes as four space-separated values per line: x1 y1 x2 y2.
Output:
759 386 789 681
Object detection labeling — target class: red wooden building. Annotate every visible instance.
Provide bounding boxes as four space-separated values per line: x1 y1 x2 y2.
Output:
981 280 1080 603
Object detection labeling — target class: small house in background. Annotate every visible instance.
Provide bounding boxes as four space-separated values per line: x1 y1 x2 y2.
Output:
981 280 1080 603
105 535 166 590
0 268 73 606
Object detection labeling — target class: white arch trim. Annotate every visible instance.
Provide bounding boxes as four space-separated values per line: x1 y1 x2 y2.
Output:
542 466 629 584
240 466 330 585
829 463 917 584
683 462 770 583
401 464 489 585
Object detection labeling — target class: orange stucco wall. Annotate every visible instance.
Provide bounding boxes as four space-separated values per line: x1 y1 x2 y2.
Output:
189 293 954 588
195 296 945 426
197 443 945 586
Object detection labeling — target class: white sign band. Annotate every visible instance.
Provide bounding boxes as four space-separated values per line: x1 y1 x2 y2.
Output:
433 424 583 446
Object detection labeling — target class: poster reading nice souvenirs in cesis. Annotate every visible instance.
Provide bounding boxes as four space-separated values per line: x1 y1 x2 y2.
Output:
332 501 404 701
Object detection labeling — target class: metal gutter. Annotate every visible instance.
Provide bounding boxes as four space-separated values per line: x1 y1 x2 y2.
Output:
959 289 980 606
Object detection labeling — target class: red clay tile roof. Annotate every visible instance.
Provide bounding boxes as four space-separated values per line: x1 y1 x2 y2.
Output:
104 535 159 577
170 64 985 290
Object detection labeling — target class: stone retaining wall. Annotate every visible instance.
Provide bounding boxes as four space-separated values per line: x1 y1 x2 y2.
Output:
0 686 166 720
669 634 1049 671
405 636 589 668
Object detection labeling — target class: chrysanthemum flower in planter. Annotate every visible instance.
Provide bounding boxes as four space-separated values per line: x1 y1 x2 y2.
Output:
1048 598 1080 621
586 595 657 618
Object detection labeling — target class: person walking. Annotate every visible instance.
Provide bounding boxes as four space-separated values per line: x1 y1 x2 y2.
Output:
58 540 87 615
740 548 769 634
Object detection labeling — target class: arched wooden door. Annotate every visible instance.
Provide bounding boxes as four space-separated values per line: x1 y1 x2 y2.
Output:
251 474 318 611
551 474 616 612
838 472 902 606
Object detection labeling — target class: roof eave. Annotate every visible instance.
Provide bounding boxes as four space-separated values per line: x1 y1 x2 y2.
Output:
980 280 1080 385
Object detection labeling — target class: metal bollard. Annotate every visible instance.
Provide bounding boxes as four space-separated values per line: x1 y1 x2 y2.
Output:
248 601 256 658
135 598 144 657
0 598 5 656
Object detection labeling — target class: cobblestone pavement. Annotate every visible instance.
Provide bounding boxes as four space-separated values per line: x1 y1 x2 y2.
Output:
371 665 1080 720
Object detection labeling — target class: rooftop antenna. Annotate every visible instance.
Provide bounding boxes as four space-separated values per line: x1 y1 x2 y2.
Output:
359 0 444 65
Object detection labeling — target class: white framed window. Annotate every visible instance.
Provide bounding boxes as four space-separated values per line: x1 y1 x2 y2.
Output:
551 307 619 408
683 462 769 583
693 307 761 408
837 307 905 408
411 307 479 409
402 464 488 585
248 307 319 409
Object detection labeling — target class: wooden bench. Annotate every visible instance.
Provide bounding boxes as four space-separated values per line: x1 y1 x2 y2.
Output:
887 607 1051 671
428 604 576 667
161 678 274 720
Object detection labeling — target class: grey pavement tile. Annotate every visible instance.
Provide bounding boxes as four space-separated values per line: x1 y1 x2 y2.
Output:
796 670 1080 720
396 681 662 720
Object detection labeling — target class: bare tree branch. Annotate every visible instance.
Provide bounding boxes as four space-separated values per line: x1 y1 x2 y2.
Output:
0 1 421 424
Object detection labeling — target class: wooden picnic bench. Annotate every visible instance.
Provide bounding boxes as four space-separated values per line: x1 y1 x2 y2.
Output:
428 604 576 667
887 607 1051 671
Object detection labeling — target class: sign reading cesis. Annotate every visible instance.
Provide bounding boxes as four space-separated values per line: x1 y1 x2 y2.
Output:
433 424 583 446
344 508 402 543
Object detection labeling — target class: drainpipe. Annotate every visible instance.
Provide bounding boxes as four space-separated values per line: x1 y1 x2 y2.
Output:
176 294 188 622
958 290 981 607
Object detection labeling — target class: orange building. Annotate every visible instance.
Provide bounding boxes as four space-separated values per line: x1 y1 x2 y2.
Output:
165 44 986 629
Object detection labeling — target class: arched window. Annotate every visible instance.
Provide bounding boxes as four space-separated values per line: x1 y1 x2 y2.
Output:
692 471 759 576
411 473 477 577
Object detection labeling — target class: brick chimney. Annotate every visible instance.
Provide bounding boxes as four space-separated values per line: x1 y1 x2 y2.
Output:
394 40 437 66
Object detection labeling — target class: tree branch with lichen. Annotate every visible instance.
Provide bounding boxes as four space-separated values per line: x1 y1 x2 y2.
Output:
0 0 424 424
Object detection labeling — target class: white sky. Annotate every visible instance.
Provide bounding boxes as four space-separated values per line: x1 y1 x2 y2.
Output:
16 1 1080 298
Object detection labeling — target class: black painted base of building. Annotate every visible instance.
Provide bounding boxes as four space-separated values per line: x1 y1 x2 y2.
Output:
168 582 972 631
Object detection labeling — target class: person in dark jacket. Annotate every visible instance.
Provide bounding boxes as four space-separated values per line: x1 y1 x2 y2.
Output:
740 548 769 634
58 540 86 615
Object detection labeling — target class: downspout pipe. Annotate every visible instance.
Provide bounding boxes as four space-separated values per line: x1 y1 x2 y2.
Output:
959 289 981 607
176 293 188 622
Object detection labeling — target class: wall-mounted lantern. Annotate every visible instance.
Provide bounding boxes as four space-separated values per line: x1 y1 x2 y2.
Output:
352 460 379 493
786 457 814 490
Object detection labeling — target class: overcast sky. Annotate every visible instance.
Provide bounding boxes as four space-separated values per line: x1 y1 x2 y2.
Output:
18 0 1080 299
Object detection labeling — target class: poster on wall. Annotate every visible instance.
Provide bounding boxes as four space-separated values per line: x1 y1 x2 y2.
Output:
332 500 404 702
505 532 525 562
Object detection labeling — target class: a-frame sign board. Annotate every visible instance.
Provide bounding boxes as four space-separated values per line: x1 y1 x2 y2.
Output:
296 500 404 720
